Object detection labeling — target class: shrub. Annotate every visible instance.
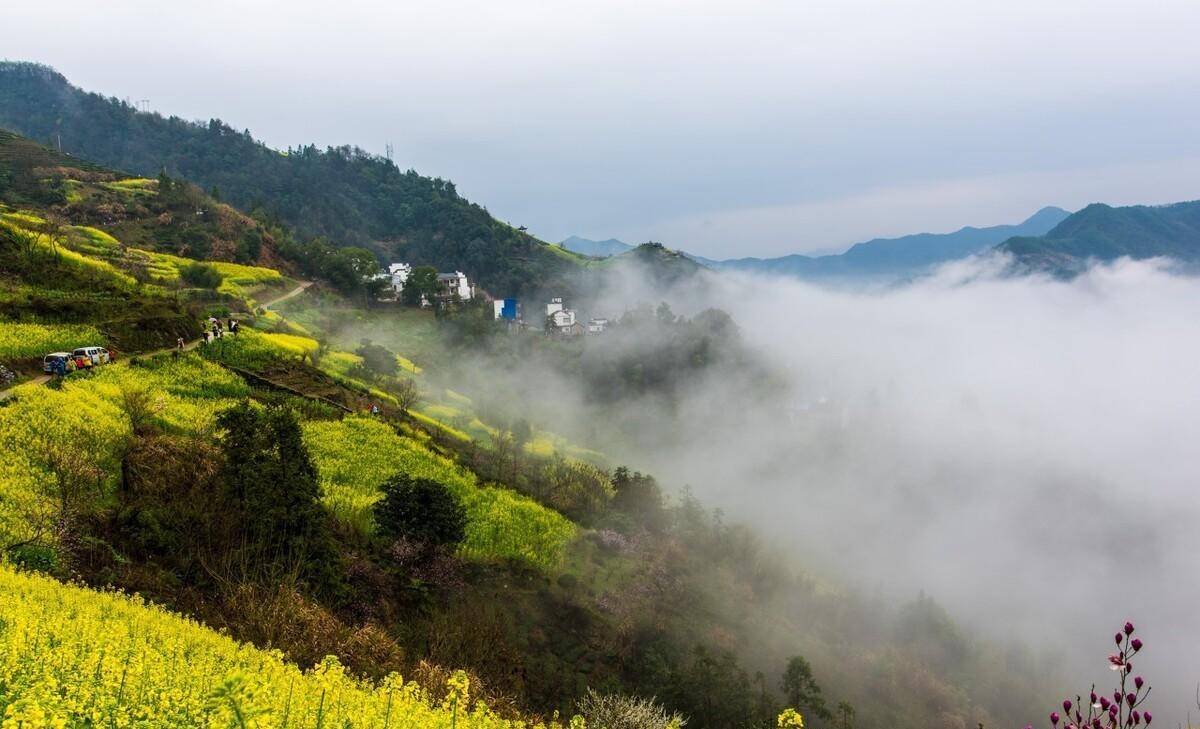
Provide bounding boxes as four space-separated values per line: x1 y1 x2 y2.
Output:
180 262 222 289
577 688 687 729
374 474 467 549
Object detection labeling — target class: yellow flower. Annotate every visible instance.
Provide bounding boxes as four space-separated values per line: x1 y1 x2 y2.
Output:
778 708 805 728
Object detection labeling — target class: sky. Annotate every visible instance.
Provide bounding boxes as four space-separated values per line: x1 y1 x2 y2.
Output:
6 0 1200 257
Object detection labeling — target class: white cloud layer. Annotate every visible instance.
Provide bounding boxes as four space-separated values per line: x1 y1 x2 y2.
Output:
6 0 1200 255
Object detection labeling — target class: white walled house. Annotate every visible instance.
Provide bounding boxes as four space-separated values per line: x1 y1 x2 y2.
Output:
436 271 474 301
387 263 411 294
545 297 582 335
550 308 576 328
586 318 609 334
370 262 411 300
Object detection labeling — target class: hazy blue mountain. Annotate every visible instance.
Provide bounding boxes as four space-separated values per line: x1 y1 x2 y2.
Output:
560 235 634 257
997 200 1200 274
709 206 1070 278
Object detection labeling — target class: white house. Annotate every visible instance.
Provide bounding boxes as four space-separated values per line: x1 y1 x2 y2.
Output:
387 263 411 293
436 271 474 301
545 297 582 334
370 262 411 300
550 308 576 328
586 318 609 334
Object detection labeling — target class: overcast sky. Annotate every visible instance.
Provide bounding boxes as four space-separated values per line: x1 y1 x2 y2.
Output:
7 0 1200 257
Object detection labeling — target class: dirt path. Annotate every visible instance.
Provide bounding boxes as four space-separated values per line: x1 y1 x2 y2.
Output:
0 280 313 401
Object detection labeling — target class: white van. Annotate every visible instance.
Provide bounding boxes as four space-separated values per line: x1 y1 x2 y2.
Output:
72 346 111 367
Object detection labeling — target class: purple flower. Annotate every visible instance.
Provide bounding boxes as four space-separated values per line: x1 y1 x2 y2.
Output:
1134 676 1144 690
1127 693 1137 706
1124 621 1135 635
1131 711 1140 724
1099 697 1110 710
1131 638 1143 651
1051 711 1061 725
1113 692 1123 705
1064 699 1073 712
1144 711 1152 725
1115 633 1124 645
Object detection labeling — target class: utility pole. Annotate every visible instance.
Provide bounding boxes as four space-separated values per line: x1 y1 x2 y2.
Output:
385 142 394 162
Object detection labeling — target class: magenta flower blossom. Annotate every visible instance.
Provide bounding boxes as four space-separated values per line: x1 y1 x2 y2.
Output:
1124 621 1135 635
1050 711 1060 725
1131 638 1143 651
1115 633 1124 645
1134 676 1144 690
1144 711 1152 725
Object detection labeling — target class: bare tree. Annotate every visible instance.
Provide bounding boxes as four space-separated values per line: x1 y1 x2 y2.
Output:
394 378 419 413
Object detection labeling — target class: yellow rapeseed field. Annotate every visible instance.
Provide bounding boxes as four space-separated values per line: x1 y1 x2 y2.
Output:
0 565 568 728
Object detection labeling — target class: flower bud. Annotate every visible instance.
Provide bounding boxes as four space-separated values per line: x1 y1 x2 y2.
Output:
1051 712 1061 725
1116 633 1124 645
1124 621 1135 635
1126 693 1136 706
1134 676 1144 690
1099 697 1110 710
1065 700 1073 712
1144 711 1152 725
1131 638 1143 651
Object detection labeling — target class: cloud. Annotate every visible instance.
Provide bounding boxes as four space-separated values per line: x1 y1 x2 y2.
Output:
497 256 1200 717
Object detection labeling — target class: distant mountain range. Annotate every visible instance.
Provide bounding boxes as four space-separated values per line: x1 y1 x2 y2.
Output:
559 236 635 258
999 200 1200 274
563 206 1071 280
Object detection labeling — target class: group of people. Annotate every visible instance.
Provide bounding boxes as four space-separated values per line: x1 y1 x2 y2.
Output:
199 316 240 345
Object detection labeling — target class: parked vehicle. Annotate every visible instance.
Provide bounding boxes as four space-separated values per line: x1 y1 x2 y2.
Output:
72 346 111 367
43 352 78 376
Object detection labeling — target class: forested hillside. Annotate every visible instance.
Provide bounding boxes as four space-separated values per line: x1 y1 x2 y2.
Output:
0 61 584 296
998 200 1200 274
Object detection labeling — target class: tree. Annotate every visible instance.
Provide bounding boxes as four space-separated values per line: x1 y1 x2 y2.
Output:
402 265 438 306
510 419 533 448
355 339 399 378
393 378 419 413
215 402 337 588
781 656 831 721
836 700 856 729
373 474 466 549
611 467 666 530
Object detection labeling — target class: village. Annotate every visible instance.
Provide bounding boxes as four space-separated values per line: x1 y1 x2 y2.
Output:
372 262 610 336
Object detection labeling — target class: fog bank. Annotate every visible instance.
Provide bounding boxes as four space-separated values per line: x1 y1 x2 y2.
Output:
605 256 1200 720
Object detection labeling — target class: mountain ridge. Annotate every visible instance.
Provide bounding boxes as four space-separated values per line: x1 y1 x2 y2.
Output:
997 199 1200 274
0 60 583 297
563 206 1070 279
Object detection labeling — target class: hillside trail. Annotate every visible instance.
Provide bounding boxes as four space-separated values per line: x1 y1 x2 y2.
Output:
0 280 313 401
